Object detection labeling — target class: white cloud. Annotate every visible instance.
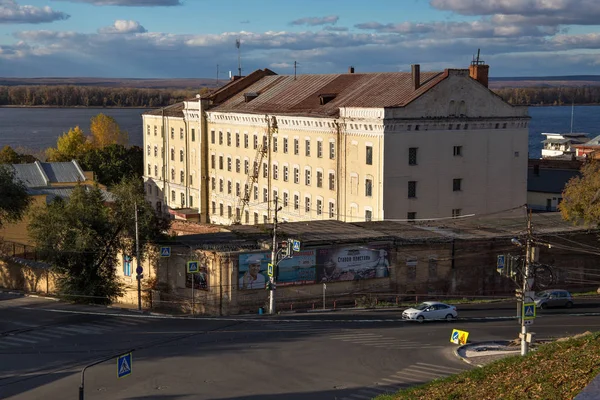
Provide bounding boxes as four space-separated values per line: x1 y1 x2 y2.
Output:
290 15 339 26
53 0 181 6
0 0 69 24
98 20 146 34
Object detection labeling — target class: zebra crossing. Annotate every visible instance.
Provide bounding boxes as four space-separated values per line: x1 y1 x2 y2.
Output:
325 331 443 350
0 317 154 350
340 362 470 400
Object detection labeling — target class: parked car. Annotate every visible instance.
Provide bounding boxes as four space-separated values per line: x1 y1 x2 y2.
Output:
402 301 458 321
534 290 573 309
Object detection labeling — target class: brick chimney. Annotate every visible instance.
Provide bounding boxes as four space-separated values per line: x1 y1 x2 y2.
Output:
469 49 489 87
348 66 355 74
411 64 420 90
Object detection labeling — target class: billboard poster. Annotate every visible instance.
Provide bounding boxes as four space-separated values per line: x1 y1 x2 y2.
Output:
316 245 391 282
238 250 317 289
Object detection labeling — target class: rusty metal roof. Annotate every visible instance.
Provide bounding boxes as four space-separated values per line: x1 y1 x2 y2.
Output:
143 102 185 118
209 70 448 117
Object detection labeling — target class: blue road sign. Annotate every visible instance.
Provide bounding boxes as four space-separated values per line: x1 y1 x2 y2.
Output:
136 266 143 275
523 303 536 320
497 255 505 269
117 353 132 378
452 331 459 341
160 247 171 257
187 261 199 274
292 240 301 252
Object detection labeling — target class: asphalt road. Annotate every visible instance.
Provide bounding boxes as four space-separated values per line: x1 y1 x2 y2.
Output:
1 293 600 400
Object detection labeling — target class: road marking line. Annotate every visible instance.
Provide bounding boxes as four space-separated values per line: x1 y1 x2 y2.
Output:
415 362 468 373
340 337 389 343
328 333 381 339
4 336 38 344
389 372 426 382
381 377 405 384
19 332 57 341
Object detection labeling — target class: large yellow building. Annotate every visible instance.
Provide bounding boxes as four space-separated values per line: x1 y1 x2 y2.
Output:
143 63 530 225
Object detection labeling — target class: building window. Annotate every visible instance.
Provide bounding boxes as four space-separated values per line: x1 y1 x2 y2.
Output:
211 155 215 169
154 146 158 157
294 139 299 155
171 190 176 202
154 126 157 136
317 199 322 215
211 130 215 144
254 186 258 200
408 181 417 198
305 197 311 213
191 128 195 141
317 171 323 188
212 201 216 214
294 167 299 184
236 182 241 196
263 163 268 178
123 255 132 276
180 128 184 139
366 146 373 165
146 125 150 135
283 166 289 182
220 203 224 216
236 159 241 173
236 207 240 220
365 209 372 222
452 208 461 218
228 180 232 194
244 133 249 148
329 202 335 219
453 146 462 156
170 169 175 181
263 188 268 203
329 173 335 190
219 156 223 170
262 135 268 149
180 150 184 162
227 132 231 146
317 141 323 158
180 192 185 206
169 148 173 160
329 142 335 159
211 177 216 190
189 174 193 185
283 138 288 153
171 127 174 139
305 169 311 186
428 258 438 279
273 190 278 202
228 206 232 218
365 179 373 197
180 171 184 184
219 179 224 193
273 137 278 152
273 164 279 180
409 147 418 165
453 178 462 191
219 131 223 145
245 210 249 224
264 215 268 224
294 194 299 210
154 165 158 176
236 132 240 147
227 157 232 172
147 164 151 175
283 192 289 207
305 140 311 156
407 212 416 220
253 135 258 149
147 145 150 156
254 212 259 224
244 160 249 174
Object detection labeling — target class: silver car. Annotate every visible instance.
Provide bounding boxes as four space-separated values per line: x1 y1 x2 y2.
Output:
402 301 458 321
534 290 573 309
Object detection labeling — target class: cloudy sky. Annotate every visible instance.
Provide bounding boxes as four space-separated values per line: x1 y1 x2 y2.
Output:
1 0 600 78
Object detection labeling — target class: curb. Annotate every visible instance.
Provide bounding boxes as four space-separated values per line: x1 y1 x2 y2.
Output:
452 341 514 368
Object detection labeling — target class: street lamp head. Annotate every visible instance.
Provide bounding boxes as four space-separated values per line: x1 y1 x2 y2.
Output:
511 238 523 247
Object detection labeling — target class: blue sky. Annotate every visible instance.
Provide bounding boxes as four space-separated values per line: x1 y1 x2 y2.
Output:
1 0 600 78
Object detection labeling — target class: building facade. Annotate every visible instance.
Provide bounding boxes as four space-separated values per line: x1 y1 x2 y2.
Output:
143 63 529 225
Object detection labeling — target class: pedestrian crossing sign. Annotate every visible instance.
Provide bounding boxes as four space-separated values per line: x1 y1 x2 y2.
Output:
187 261 199 274
160 247 171 257
450 329 469 345
117 353 132 378
267 263 274 277
523 303 536 320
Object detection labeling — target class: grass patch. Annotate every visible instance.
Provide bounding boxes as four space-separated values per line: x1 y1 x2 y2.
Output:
374 332 600 400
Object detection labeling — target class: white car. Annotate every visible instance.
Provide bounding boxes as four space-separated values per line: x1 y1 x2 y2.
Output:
402 301 458 321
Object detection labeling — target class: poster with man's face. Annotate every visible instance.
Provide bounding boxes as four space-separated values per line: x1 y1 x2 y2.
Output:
316 245 390 282
238 253 269 290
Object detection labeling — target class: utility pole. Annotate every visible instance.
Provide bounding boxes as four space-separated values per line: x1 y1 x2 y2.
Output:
269 196 279 314
521 210 534 356
135 202 142 311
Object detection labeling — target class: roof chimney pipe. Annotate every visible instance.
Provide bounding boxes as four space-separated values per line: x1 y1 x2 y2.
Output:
469 49 489 88
411 64 420 90
348 66 355 74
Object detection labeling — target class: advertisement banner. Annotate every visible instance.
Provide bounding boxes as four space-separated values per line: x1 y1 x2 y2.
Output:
238 253 269 290
316 245 390 283
238 250 317 289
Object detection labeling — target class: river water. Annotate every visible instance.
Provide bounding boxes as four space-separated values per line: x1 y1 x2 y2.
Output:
1 106 599 158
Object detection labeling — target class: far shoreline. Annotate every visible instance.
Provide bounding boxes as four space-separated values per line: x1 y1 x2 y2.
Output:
0 105 157 110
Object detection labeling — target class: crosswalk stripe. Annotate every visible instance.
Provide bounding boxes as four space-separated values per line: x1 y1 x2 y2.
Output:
381 377 405 384
415 362 467 374
398 367 445 378
391 371 430 381
79 323 112 331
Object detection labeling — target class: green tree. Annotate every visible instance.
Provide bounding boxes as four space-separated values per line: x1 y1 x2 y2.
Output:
90 114 129 148
78 144 143 187
0 146 22 164
28 179 169 304
0 165 31 228
46 126 90 162
560 161 600 225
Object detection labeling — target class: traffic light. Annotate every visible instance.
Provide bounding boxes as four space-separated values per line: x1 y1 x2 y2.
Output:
265 281 277 291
